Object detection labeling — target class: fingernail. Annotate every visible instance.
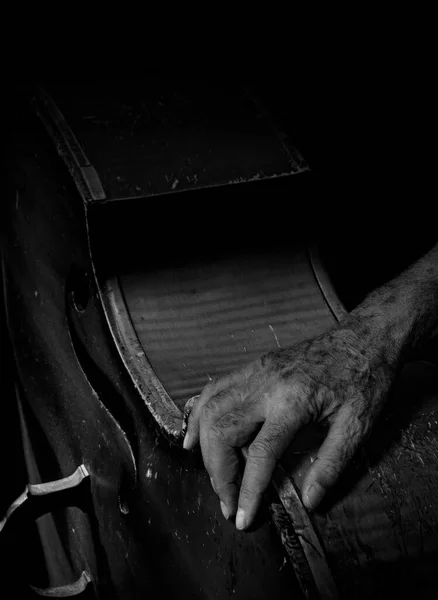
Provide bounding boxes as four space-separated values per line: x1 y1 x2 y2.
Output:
220 501 229 520
235 508 246 530
304 482 325 511
210 477 217 493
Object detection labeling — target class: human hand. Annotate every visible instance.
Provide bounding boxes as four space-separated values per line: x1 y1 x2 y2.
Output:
183 318 397 531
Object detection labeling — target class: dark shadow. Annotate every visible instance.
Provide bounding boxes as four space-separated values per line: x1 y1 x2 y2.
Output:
88 171 316 280
337 550 438 600
65 278 139 470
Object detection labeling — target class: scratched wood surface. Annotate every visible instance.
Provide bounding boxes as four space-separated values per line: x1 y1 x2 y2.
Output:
43 81 308 204
281 359 438 599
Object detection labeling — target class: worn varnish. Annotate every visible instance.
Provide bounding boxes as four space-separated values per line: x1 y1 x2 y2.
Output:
120 249 331 406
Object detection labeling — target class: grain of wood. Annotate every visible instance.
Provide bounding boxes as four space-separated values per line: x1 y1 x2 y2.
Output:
120 250 332 408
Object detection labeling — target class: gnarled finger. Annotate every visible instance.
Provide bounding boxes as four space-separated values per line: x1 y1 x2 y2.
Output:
236 414 304 530
204 406 264 519
183 373 236 450
302 405 367 511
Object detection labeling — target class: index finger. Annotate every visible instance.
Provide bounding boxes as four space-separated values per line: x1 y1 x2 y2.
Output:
183 372 238 450
237 412 305 530
202 405 263 519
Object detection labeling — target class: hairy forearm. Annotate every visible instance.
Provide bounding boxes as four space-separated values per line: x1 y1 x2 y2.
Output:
343 242 438 366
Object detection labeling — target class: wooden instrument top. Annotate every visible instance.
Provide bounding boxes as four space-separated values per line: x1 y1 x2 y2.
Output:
40 81 308 204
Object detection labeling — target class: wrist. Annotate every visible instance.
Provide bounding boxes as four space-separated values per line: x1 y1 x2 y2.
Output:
341 307 407 371
343 246 438 365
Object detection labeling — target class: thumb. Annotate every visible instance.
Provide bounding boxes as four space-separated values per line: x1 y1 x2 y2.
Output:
302 407 366 511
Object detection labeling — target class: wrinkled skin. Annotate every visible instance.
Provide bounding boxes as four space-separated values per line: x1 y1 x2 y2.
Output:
184 316 396 531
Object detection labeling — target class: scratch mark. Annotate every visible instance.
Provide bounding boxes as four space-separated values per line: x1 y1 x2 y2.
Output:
130 103 148 131
365 480 376 492
400 444 423 455
269 324 281 348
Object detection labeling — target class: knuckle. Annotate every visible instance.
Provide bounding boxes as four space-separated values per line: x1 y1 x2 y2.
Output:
209 413 240 442
320 459 343 481
201 375 228 400
347 413 367 439
201 395 226 421
338 408 369 450
209 423 228 444
203 378 220 394
218 411 243 430
248 438 277 462
290 378 312 405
